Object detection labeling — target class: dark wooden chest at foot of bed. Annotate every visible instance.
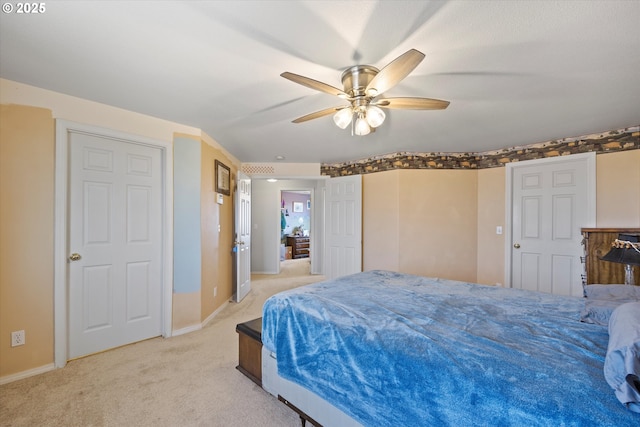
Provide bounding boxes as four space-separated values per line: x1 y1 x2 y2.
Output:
236 317 262 386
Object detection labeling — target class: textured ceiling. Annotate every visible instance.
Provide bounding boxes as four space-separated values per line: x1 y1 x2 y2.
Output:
1 1 639 164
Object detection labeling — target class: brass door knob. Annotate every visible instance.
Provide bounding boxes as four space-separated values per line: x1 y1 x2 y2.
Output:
69 253 82 261
513 243 521 249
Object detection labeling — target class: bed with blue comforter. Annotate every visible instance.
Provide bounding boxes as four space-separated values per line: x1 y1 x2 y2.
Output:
262 270 639 426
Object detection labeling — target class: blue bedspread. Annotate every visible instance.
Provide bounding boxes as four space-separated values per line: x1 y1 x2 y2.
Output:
262 270 639 426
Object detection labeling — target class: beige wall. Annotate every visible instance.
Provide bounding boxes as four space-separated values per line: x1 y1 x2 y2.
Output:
476 167 506 285
0 80 240 380
167 136 237 331
363 149 640 287
596 150 640 227
363 170 400 272
0 79 199 143
0 105 55 377
364 169 478 283
399 170 478 281
200 141 235 321
172 292 201 332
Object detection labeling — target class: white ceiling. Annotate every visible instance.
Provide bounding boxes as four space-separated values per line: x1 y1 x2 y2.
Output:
1 1 639 164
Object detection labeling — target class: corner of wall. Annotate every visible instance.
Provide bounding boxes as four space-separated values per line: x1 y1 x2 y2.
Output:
200 141 235 323
476 167 506 285
0 104 55 377
173 136 202 328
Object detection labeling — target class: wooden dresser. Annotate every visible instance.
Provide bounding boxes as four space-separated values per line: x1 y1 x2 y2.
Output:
581 228 640 285
286 236 310 259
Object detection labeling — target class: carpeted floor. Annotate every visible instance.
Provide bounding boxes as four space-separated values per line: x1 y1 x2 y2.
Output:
0 259 324 427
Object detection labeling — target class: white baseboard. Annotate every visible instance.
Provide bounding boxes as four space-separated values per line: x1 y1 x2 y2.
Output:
202 300 229 327
2 303 231 383
0 363 55 385
171 323 202 337
172 300 230 337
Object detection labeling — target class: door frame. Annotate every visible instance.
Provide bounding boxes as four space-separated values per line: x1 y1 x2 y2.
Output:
53 120 174 368
277 188 313 274
504 152 596 288
274 186 324 274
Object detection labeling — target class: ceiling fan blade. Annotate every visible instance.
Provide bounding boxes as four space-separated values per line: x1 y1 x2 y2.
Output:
375 97 450 110
281 72 348 98
292 106 347 123
365 49 426 96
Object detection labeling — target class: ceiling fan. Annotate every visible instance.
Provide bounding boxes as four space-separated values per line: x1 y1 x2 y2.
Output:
281 49 450 136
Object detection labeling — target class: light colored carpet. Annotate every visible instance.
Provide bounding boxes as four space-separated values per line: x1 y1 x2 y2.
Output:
0 259 324 427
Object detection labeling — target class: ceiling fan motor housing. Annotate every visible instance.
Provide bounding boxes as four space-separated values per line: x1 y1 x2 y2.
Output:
341 65 379 112
341 65 379 97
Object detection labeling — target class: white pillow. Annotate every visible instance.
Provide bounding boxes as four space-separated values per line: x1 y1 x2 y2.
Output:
580 285 640 326
604 301 640 412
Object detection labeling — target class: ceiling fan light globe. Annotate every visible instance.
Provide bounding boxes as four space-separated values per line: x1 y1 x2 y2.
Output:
333 108 353 129
354 116 371 136
366 105 386 128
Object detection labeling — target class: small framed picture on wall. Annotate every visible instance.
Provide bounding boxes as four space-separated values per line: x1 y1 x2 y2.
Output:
215 160 231 196
293 202 304 212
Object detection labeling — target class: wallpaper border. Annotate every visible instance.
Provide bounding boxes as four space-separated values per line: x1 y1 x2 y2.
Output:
321 126 639 177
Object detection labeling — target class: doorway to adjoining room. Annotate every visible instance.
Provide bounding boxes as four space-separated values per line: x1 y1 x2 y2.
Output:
280 190 311 275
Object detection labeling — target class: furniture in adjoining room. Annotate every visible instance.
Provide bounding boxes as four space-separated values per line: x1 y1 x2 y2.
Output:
261 270 640 426
582 228 640 285
286 236 309 259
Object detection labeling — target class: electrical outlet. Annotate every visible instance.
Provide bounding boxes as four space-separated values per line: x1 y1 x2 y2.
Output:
11 330 25 347
214 287 218 297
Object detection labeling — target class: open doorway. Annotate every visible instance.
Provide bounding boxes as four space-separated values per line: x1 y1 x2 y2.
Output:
250 178 323 276
280 190 311 275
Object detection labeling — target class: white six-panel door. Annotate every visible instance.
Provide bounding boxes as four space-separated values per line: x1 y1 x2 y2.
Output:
509 153 595 296
234 172 251 302
324 175 362 280
68 132 163 358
